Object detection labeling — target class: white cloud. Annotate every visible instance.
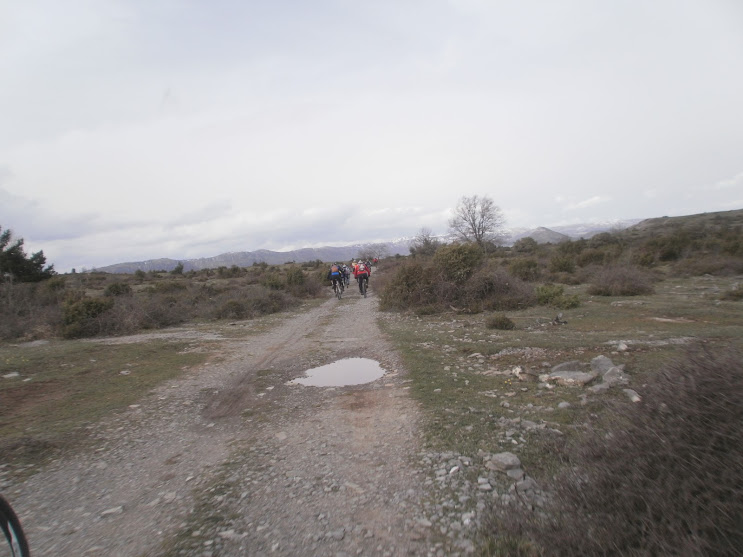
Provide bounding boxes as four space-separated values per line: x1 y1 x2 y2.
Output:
713 172 743 190
566 196 611 211
2 0 743 271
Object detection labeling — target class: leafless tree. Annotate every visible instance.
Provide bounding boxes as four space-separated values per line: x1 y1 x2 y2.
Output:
448 195 506 246
357 243 389 261
409 227 442 257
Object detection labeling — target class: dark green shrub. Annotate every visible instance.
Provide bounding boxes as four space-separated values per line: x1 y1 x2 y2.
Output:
62 297 115 338
486 314 515 330
588 265 654 296
147 281 187 293
535 283 579 309
576 248 608 267
509 258 539 281
285 267 305 286
556 238 586 256
536 283 565 305
44 276 66 291
632 251 656 267
261 273 284 290
549 255 575 274
104 282 132 297
512 237 539 253
134 269 146 281
433 243 483 284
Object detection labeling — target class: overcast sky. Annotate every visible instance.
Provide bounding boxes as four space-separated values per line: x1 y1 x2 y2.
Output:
2 0 742 272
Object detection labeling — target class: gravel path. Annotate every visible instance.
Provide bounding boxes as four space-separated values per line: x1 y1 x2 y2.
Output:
7 289 434 556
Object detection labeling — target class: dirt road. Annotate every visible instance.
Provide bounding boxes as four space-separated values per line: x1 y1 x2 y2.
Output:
10 289 432 556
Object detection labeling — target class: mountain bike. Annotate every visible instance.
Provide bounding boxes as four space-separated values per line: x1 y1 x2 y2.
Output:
0 495 30 557
332 279 343 300
359 276 368 298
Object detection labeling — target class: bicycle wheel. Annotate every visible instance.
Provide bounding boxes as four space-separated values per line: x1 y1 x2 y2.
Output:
335 281 342 300
0 495 30 557
362 277 367 298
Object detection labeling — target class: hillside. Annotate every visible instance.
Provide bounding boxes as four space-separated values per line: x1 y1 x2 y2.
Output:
90 210 741 274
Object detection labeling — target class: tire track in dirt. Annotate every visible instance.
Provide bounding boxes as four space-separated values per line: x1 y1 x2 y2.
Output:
8 289 431 556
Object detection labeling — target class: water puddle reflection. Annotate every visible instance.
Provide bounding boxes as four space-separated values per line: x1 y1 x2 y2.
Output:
288 358 385 387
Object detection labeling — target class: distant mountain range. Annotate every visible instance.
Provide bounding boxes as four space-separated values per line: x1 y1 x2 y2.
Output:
93 218 644 274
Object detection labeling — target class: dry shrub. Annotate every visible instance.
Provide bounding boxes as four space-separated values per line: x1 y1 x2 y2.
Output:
379 259 536 313
485 346 743 556
672 254 743 277
721 287 743 301
379 262 438 310
485 314 515 330
464 269 536 312
587 264 654 296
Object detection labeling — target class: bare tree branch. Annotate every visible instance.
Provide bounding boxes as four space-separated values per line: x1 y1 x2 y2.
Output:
448 195 506 246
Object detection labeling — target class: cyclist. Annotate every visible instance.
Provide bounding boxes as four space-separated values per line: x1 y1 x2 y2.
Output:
327 263 344 294
341 264 351 287
353 260 370 294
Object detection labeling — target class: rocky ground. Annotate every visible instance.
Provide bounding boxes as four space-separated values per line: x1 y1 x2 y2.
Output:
4 278 666 556
5 287 442 556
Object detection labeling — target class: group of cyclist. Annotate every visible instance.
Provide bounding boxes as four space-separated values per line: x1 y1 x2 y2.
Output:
327 259 374 296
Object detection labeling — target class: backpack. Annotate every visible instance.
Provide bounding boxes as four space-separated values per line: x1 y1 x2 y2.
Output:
330 265 338 273
358 263 366 272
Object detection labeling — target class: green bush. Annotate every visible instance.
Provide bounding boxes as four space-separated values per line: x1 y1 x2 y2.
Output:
536 283 564 305
509 258 539 281
549 255 575 274
486 314 515 330
512 237 539 254
433 243 483 284
285 267 305 286
147 281 187 294
261 273 284 290
104 282 132 297
535 283 580 309
62 297 115 338
576 248 608 267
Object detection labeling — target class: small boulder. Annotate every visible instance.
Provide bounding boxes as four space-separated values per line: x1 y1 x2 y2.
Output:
486 452 521 471
548 371 597 386
590 355 615 374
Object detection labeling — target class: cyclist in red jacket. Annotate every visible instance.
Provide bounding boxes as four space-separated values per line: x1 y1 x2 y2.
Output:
352 260 371 294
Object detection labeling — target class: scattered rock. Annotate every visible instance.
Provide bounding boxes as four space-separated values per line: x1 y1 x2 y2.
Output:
547 371 597 386
590 355 615 374
486 452 521 471
101 506 124 517
624 389 642 403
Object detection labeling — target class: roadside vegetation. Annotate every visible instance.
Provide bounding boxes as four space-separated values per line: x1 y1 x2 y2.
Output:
376 205 743 555
1 207 742 552
0 261 328 341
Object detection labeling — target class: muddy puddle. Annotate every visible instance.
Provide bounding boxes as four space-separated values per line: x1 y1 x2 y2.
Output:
288 358 386 387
